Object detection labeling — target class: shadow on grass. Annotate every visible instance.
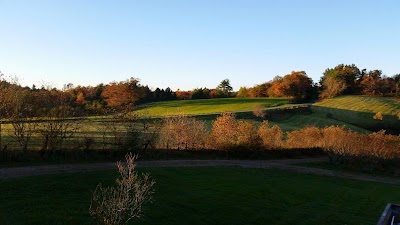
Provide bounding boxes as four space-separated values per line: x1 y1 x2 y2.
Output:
0 147 325 167
311 106 400 134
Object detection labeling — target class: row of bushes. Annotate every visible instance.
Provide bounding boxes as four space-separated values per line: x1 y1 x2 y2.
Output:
1 112 399 168
156 112 400 165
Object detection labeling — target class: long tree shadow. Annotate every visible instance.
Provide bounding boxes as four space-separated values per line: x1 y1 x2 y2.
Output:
311 106 400 134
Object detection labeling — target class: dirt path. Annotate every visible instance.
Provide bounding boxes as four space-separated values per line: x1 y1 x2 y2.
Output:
1 157 400 184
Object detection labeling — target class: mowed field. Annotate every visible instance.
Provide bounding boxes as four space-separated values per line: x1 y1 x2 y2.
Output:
133 96 398 133
312 95 400 134
134 98 290 117
0 167 398 225
314 95 400 116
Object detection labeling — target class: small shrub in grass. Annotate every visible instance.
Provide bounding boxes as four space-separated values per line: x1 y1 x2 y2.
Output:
90 153 155 225
373 112 383 120
252 105 266 118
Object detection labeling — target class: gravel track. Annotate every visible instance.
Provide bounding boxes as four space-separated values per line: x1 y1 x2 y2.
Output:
1 157 400 184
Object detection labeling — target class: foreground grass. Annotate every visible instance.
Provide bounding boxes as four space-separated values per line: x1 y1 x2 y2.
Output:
134 97 290 117
296 161 400 177
314 95 400 115
1 167 399 225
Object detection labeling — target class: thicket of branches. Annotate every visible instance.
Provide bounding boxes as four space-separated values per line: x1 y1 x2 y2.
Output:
154 113 400 169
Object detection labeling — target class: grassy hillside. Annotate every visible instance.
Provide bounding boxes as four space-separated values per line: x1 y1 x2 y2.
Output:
134 98 290 117
1 167 399 225
314 95 400 115
312 96 400 134
133 97 375 133
269 112 370 133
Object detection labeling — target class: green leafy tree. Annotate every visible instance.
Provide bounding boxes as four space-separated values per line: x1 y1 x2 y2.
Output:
217 79 233 97
320 64 361 98
236 87 248 98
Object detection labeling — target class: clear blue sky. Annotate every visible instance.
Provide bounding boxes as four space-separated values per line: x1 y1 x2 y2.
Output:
1 0 399 91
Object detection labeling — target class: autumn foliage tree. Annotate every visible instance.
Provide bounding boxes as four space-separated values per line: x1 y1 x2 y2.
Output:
266 72 314 101
210 112 238 149
280 71 314 101
157 114 208 150
175 89 191 100
248 83 271 97
102 78 144 109
319 76 346 99
258 121 282 149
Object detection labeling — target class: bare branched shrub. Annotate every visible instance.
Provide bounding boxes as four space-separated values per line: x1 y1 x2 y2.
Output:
90 153 155 225
118 112 144 152
37 91 82 151
11 118 38 152
258 121 282 149
82 136 95 151
252 105 265 118
136 119 160 152
100 115 124 149
1 77 38 152
157 114 208 150
210 112 238 149
373 112 383 120
285 126 322 149
38 114 82 151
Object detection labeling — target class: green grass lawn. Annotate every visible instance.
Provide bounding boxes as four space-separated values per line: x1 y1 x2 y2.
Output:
314 95 400 116
1 167 399 225
134 97 290 117
296 161 400 177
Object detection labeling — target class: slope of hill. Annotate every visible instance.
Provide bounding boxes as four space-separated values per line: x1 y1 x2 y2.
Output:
133 96 399 134
314 95 400 115
312 96 400 134
134 98 290 117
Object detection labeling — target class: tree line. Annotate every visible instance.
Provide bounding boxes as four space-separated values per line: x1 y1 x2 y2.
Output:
1 63 399 117
238 64 400 100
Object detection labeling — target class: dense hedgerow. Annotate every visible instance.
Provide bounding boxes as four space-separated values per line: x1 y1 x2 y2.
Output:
154 113 400 167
